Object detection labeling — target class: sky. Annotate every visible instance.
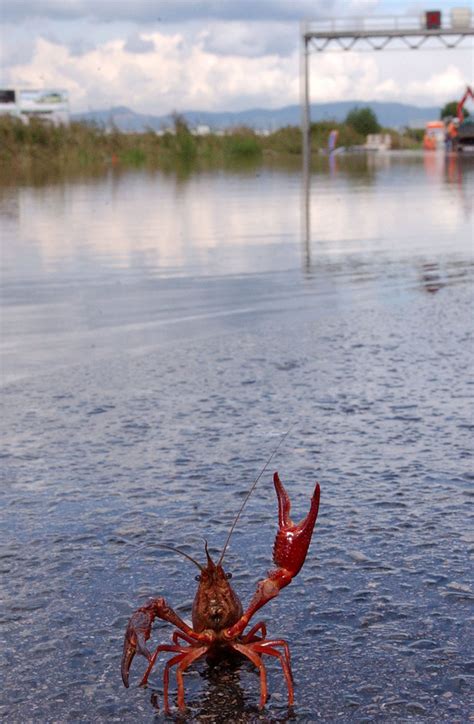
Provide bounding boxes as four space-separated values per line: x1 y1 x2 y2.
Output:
0 0 472 114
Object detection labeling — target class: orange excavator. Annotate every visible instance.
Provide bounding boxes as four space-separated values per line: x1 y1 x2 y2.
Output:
454 86 474 152
456 85 473 121
424 86 474 152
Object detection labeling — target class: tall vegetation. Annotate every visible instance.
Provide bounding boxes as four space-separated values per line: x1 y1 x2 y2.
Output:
345 107 381 135
440 101 470 120
0 111 421 178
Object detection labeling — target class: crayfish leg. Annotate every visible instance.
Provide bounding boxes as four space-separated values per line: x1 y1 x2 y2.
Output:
232 639 294 708
139 644 183 688
231 642 268 709
162 646 209 713
252 640 294 705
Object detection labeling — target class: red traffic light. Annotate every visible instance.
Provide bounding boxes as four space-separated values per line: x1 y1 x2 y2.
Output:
425 10 441 29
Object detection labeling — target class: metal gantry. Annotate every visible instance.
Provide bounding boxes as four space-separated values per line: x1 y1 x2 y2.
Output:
301 14 474 168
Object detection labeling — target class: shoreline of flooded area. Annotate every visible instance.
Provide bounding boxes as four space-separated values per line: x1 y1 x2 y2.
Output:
1 155 473 721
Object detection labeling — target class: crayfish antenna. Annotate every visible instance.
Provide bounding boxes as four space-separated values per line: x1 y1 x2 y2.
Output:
218 427 293 566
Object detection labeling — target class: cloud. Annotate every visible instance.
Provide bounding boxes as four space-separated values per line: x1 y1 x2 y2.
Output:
1 0 471 113
2 33 300 112
0 32 36 67
3 29 472 115
1 0 341 24
37 30 97 57
406 65 469 104
67 37 98 57
124 32 155 54
1 0 83 23
198 22 297 59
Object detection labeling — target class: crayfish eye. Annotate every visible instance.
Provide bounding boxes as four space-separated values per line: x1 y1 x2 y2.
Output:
226 572 232 580
195 574 201 582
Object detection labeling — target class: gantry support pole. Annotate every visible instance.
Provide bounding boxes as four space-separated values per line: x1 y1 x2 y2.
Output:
301 26 310 173
300 24 311 268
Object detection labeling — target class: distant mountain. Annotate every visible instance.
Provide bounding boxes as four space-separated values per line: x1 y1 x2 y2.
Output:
72 101 440 132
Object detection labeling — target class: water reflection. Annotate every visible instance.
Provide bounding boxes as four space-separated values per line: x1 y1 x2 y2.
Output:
1 154 473 383
1 154 472 284
194 658 256 721
419 261 444 294
2 168 301 280
301 152 473 276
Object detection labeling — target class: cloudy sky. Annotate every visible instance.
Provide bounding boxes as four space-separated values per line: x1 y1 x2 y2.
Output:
0 0 472 114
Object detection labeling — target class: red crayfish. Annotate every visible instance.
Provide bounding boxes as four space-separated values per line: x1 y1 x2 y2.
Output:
121 470 320 712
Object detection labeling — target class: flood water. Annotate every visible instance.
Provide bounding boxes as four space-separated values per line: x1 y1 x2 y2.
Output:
1 153 473 722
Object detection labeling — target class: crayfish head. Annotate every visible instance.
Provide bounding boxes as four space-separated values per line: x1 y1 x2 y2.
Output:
191 544 243 633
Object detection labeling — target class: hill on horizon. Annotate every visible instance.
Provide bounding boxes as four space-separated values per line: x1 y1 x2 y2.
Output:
72 100 440 132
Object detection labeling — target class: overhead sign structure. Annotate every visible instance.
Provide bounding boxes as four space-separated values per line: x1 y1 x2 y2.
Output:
299 9 474 268
0 90 16 105
0 89 70 124
19 89 69 124
300 10 474 167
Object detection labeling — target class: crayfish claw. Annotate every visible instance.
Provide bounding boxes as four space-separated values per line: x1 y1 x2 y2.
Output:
121 608 154 688
272 473 320 578
224 474 320 641
121 639 135 688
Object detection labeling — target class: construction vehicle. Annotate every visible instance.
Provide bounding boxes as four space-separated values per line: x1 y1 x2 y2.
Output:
455 86 474 151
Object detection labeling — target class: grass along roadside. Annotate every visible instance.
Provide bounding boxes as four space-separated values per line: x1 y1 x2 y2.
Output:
0 114 421 175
